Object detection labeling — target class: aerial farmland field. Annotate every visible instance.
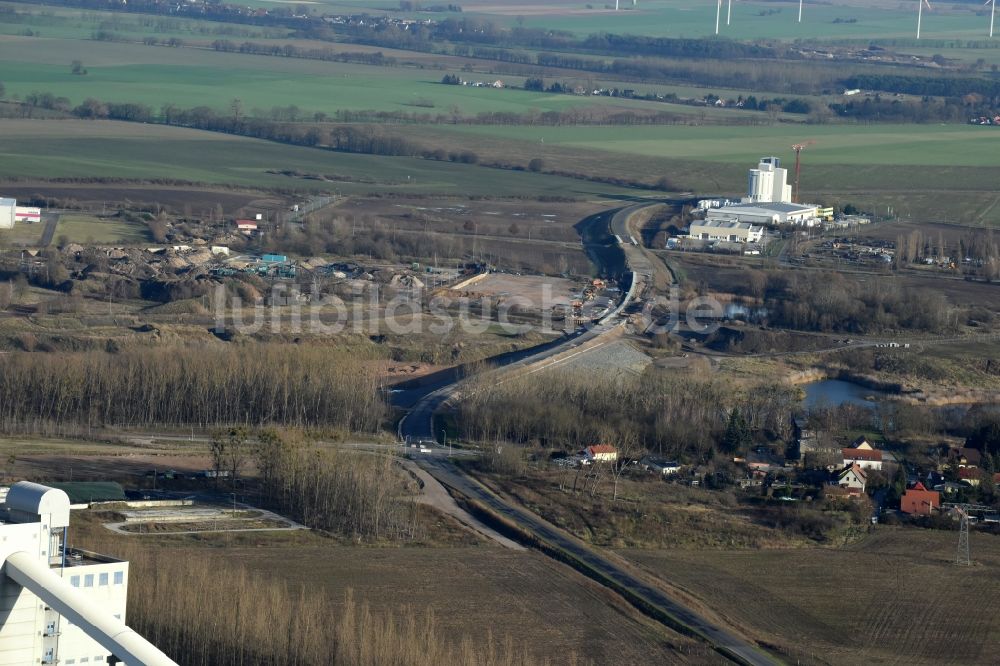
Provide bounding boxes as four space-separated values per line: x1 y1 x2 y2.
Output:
0 34 695 118
440 123 1000 167
622 528 1000 665
450 0 998 42
0 119 651 199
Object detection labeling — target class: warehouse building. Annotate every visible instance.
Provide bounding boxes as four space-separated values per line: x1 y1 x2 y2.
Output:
0 482 177 666
688 219 765 244
0 198 14 229
706 202 820 227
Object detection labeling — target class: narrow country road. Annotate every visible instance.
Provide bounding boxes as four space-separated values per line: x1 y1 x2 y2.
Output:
39 212 59 247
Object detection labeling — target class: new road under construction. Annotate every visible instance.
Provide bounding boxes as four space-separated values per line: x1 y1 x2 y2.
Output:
396 201 779 666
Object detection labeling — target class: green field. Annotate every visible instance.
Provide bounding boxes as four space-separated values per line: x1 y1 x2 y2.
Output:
0 118 650 199
54 213 151 244
0 2 291 42
451 0 1000 42
0 35 708 118
442 122 1000 167
0 220 44 245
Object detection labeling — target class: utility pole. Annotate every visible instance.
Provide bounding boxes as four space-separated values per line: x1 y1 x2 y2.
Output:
957 507 971 566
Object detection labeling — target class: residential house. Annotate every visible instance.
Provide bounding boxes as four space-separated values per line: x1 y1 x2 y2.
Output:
236 219 258 235
952 447 982 468
900 482 940 515
582 445 618 463
842 438 883 471
958 467 982 487
837 464 867 493
932 481 964 497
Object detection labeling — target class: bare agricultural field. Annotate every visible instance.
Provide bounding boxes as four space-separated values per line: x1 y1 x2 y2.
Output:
225 546 707 665
340 196 592 244
64 501 709 663
0 182 281 218
622 528 1000 665
335 196 600 275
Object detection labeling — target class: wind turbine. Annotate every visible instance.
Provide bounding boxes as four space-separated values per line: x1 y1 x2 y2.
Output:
917 0 932 40
715 0 722 34
987 0 996 38
727 0 732 26
798 0 803 23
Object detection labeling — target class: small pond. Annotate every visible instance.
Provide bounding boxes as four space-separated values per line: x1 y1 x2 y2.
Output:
802 379 890 409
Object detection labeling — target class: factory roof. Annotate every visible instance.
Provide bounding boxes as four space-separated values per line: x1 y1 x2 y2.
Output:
691 219 763 232
719 203 817 214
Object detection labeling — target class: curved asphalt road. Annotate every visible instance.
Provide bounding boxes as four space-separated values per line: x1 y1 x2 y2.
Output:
396 203 779 666
397 321 613 442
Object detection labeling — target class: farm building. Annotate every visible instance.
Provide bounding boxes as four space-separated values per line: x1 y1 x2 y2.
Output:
688 219 764 244
900 482 940 515
0 197 15 229
706 203 819 228
745 156 791 204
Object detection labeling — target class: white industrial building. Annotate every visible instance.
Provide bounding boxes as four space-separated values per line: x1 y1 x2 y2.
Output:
688 219 764 244
745 157 792 204
15 207 41 224
706 202 819 228
0 482 177 666
0 198 15 230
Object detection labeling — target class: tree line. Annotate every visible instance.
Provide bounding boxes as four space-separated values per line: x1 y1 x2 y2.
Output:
252 429 414 540
743 270 959 334
457 369 797 461
844 74 1000 102
210 39 395 67
0 345 386 433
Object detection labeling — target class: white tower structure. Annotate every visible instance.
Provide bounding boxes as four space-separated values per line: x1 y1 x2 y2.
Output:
0 482 177 666
0 198 15 230
746 157 792 204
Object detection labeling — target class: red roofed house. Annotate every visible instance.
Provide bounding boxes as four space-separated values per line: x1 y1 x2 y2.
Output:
900 482 940 515
842 438 883 471
583 445 618 463
236 219 258 235
958 467 982 487
837 463 867 494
